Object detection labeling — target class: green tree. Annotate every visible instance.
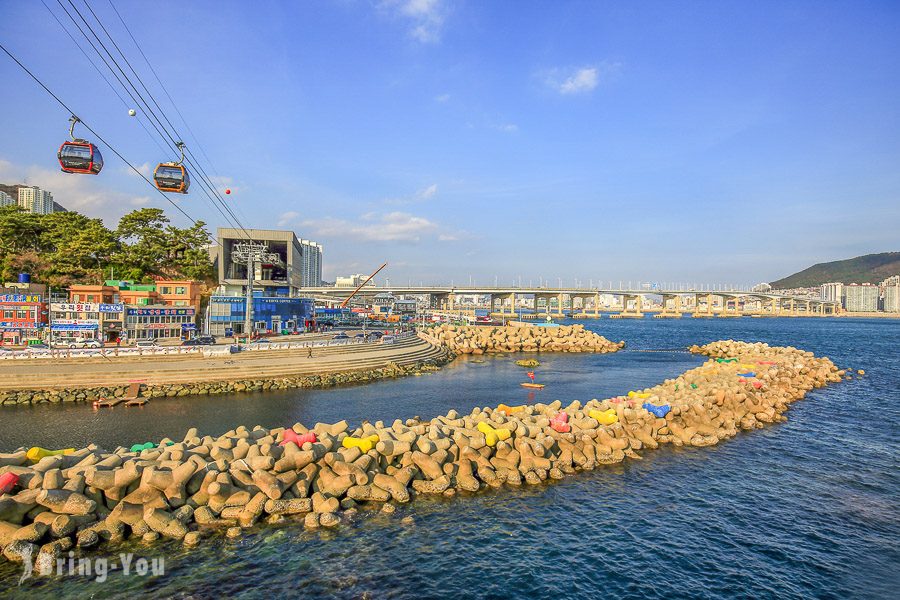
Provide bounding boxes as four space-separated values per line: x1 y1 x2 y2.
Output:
0 205 214 286
39 211 118 286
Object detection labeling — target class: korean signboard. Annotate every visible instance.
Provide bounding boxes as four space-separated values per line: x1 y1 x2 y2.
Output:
0 294 41 303
126 308 195 316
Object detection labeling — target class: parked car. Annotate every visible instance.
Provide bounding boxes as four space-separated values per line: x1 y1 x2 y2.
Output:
380 335 396 345
332 333 350 340
181 339 201 347
250 338 272 345
368 331 384 339
25 343 51 351
62 339 102 349
354 333 366 339
136 340 159 348
197 335 216 345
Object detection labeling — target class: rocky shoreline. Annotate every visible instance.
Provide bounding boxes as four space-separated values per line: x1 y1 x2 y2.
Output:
0 357 452 406
0 340 845 572
430 323 624 354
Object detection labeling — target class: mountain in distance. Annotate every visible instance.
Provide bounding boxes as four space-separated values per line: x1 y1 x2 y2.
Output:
770 252 900 288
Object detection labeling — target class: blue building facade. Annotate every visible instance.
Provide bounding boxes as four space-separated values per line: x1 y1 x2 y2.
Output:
207 295 315 337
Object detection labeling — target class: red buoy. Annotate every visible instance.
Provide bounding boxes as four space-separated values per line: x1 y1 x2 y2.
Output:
225 188 231 195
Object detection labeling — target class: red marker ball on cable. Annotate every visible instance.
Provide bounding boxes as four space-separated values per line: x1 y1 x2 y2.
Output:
225 189 231 195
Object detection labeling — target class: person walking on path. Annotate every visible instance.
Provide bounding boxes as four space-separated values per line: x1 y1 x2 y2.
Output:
307 347 313 359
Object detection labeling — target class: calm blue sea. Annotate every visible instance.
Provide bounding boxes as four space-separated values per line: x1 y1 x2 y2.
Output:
1 317 898 599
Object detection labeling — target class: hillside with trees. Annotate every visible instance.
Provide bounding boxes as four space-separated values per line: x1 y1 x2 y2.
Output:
0 206 215 288
770 252 900 288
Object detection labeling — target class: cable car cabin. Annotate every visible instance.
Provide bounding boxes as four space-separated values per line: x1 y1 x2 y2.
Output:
154 164 190 194
58 141 104 174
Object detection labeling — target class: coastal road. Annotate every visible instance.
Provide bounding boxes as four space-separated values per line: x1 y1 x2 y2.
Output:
0 335 446 390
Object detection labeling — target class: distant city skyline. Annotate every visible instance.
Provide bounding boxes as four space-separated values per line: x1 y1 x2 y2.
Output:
1 1 898 284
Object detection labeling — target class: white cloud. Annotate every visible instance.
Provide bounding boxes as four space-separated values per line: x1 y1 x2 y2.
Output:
0 158 155 224
300 211 438 243
277 210 300 227
125 162 153 178
385 183 439 205
438 233 458 241
494 123 518 133
560 67 598 94
434 93 450 102
382 0 447 43
541 63 621 95
416 183 438 200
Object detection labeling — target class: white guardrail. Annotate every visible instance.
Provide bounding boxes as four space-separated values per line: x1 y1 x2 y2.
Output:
0 331 418 361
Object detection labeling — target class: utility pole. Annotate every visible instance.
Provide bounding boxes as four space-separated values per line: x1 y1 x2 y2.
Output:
231 242 282 343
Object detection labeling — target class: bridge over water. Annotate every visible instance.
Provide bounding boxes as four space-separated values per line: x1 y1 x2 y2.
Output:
301 286 839 318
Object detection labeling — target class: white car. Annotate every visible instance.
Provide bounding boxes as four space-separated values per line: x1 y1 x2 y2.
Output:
135 340 160 348
73 339 102 349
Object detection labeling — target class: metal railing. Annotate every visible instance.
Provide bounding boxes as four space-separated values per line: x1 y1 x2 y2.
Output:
0 331 419 361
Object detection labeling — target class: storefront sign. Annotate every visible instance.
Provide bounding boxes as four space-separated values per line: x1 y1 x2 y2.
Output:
0 322 39 329
181 323 197 330
127 308 195 316
0 294 41 303
52 303 98 312
51 323 99 331
52 319 99 326
99 303 124 313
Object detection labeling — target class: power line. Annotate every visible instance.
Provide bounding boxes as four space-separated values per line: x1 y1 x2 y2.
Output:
0 40 216 245
39 0 170 159
76 0 253 241
59 0 248 237
100 0 257 235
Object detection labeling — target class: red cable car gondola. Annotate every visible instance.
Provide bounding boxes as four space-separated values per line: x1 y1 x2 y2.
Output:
58 116 103 175
153 141 190 194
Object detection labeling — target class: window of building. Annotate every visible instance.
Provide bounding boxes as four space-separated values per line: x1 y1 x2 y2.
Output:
175 287 186 295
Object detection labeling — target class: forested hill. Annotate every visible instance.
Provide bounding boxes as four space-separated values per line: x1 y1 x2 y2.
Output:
770 252 900 288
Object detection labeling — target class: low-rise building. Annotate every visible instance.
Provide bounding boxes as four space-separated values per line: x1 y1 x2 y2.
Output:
49 301 124 343
125 305 197 341
207 294 315 337
156 280 201 308
0 279 48 345
335 274 373 288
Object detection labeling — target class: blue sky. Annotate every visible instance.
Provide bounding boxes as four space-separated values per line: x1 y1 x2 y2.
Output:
1 0 898 286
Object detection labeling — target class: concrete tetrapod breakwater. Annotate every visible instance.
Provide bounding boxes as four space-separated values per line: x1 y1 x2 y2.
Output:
429 323 624 354
0 340 845 570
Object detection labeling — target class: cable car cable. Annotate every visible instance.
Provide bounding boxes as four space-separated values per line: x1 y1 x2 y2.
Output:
84 0 254 239
0 41 216 244
40 0 170 159
72 0 253 240
57 0 252 242
104 0 256 232
58 0 247 236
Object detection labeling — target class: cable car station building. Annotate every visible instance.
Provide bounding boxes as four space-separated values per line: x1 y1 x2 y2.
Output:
207 228 321 337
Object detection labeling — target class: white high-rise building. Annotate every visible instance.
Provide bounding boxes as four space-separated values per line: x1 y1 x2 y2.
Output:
820 282 844 304
17 186 56 215
844 283 878 312
881 276 900 313
298 239 323 287
0 190 15 208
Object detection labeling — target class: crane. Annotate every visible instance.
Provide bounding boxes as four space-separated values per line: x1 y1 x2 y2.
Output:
340 262 388 309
